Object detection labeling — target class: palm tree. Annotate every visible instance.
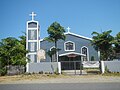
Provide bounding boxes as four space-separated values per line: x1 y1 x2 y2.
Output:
114 32 120 53
91 30 114 60
47 48 56 62
45 22 66 62
113 32 120 59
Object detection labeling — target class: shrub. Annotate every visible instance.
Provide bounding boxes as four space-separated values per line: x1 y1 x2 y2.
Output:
45 72 49 74
32 72 35 74
0 67 7 76
39 71 43 74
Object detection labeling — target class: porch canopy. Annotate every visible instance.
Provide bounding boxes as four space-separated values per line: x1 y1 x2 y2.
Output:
59 52 86 58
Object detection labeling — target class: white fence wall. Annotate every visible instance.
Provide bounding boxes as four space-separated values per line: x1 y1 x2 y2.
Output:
101 61 120 73
26 62 61 74
82 61 99 68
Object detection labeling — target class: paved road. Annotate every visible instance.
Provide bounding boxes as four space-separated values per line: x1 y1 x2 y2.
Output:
0 83 120 90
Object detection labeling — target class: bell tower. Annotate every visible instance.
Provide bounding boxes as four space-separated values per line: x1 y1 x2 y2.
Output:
26 12 40 63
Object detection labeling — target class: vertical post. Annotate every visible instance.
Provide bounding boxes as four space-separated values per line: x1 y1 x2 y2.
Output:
80 56 83 75
74 61 76 75
26 63 29 72
69 57 70 70
58 62 61 74
101 61 105 74
80 61 82 75
57 51 58 62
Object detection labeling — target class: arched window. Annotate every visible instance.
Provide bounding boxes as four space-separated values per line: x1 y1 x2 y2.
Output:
81 46 89 61
64 41 75 51
28 22 37 28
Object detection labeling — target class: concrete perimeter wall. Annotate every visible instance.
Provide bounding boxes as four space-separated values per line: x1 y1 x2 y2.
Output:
26 62 61 74
101 61 120 73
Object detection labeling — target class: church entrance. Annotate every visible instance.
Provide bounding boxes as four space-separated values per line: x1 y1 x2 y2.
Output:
61 60 82 70
59 53 84 70
59 52 86 75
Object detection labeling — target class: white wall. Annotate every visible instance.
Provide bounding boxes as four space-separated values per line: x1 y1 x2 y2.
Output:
26 62 61 74
101 61 120 73
82 61 99 68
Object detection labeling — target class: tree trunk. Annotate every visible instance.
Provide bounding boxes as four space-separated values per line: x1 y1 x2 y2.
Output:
50 56 52 62
55 40 58 62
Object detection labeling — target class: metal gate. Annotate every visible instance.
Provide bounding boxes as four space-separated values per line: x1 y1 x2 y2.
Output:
61 61 83 75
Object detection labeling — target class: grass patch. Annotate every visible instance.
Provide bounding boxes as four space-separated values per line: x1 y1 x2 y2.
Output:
21 73 60 78
84 68 100 75
102 72 120 76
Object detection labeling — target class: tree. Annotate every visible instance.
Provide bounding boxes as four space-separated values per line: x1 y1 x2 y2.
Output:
0 37 19 66
45 22 66 62
47 48 61 62
91 30 114 60
18 32 28 65
0 33 28 75
19 32 26 48
47 48 56 62
113 32 120 59
114 32 120 53
0 34 27 66
0 37 19 75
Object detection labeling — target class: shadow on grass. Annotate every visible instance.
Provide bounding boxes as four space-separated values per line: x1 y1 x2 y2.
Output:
85 68 100 75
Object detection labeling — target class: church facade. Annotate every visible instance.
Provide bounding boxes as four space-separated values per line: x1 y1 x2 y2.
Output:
40 31 99 62
26 12 99 70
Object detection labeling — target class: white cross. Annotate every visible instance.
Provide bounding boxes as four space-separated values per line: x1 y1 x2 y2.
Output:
67 27 71 33
29 12 36 21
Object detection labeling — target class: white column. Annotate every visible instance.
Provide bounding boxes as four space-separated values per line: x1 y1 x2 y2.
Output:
101 61 105 74
58 62 61 74
26 63 29 72
98 51 100 61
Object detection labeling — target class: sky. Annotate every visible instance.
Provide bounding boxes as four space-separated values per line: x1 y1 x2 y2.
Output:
0 0 120 40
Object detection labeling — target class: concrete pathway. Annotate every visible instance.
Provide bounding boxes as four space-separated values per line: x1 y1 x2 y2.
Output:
62 70 87 75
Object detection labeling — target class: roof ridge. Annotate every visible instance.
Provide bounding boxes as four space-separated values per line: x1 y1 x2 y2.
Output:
64 32 92 40
40 32 92 41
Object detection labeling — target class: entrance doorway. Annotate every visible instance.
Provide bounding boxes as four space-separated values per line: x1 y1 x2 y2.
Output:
59 56 82 70
59 52 86 75
61 61 82 70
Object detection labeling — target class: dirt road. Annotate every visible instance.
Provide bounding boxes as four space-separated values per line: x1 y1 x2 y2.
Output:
0 74 120 84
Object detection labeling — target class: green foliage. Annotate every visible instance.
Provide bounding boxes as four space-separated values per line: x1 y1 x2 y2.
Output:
91 30 114 60
0 67 7 76
92 31 120 60
45 22 66 61
47 48 61 62
0 60 7 76
0 33 28 73
0 37 19 65
19 32 26 48
46 22 66 42
114 32 120 54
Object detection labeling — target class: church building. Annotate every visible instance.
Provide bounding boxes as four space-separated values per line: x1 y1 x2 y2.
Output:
26 12 99 70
